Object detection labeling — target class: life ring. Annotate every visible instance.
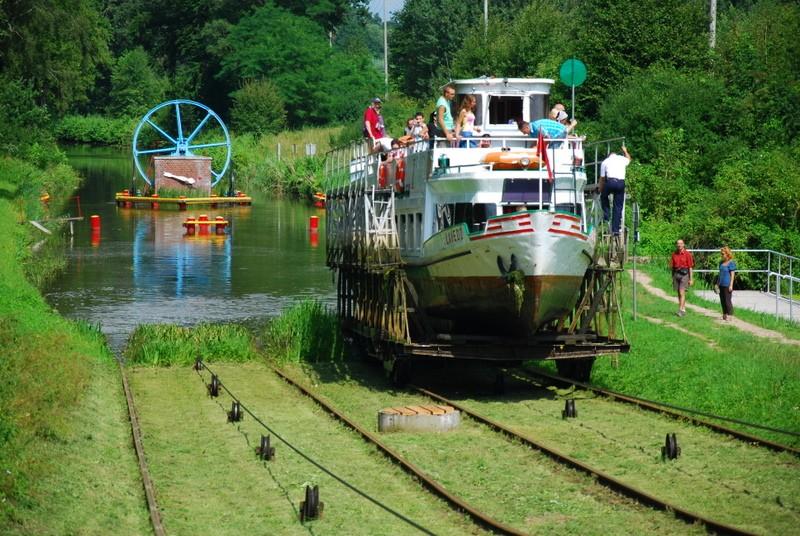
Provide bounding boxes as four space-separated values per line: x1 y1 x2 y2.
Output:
482 150 541 170
395 159 405 192
378 162 388 188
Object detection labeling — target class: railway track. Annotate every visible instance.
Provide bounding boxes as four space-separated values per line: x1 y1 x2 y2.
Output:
269 365 760 535
514 366 800 455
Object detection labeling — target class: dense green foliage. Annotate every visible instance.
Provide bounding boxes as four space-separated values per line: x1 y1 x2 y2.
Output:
264 300 345 363
108 47 168 117
230 79 287 136
55 115 137 146
125 323 257 366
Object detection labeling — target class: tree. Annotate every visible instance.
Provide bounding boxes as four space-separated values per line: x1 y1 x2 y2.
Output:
714 0 800 145
109 48 168 117
452 1 577 87
218 3 380 126
0 0 111 114
576 0 710 116
230 79 287 136
390 0 481 99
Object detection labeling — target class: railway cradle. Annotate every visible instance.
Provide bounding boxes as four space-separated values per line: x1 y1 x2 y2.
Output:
514 367 800 455
271 364 757 535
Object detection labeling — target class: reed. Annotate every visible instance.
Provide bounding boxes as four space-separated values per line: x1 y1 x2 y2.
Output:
263 300 344 363
124 323 257 366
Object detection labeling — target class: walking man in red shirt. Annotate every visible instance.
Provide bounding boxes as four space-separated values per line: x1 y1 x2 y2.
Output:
669 239 694 317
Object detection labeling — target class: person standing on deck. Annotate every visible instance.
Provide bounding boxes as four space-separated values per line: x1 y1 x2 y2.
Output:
363 97 386 147
436 84 456 146
718 246 737 321
599 144 632 236
670 239 695 317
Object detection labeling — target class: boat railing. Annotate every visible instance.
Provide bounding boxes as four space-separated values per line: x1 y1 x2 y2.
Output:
583 137 627 185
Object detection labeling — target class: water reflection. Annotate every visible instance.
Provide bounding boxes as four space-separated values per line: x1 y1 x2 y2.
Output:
46 146 335 351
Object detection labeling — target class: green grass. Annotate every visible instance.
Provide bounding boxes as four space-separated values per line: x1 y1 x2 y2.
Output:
232 127 341 198
280 360 699 535
124 323 258 366
584 262 800 445
263 300 345 364
129 362 484 535
0 177 148 532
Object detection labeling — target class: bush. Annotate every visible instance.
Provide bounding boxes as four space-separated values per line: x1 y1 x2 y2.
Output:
264 300 344 363
230 79 287 136
108 47 168 118
55 115 137 146
0 77 63 168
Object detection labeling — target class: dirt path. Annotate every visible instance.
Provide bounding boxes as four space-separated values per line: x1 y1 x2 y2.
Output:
634 271 800 347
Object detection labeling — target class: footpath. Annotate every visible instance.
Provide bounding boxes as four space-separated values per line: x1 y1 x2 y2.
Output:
633 272 800 347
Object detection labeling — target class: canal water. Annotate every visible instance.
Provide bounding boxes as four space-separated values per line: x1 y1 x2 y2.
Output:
45 146 335 351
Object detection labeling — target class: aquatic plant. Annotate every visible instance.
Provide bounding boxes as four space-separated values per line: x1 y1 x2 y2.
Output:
264 300 344 363
125 323 257 366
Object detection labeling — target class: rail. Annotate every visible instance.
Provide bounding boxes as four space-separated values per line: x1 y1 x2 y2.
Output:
689 248 798 323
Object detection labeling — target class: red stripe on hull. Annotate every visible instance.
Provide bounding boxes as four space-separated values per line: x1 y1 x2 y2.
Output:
470 228 534 241
548 228 587 240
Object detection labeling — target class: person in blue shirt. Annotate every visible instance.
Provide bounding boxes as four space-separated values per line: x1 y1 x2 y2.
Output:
718 246 737 320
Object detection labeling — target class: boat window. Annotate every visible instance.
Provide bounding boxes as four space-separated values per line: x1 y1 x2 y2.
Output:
529 94 549 120
453 203 497 232
488 96 523 125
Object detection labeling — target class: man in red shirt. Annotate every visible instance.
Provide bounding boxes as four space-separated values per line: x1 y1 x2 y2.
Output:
363 97 386 148
669 239 694 317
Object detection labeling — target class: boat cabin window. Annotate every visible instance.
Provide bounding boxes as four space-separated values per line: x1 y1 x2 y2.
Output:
488 96 523 126
452 203 497 232
529 94 549 120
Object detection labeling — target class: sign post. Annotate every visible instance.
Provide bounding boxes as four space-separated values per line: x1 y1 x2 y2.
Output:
558 58 587 120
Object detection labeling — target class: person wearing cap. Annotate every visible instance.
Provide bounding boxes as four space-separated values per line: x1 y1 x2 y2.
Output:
599 144 632 237
529 108 568 139
555 110 578 135
363 97 386 146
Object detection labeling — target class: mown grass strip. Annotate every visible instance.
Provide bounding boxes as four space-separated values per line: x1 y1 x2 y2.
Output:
128 362 484 535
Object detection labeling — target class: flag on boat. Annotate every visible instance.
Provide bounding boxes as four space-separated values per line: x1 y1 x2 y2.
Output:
537 128 553 182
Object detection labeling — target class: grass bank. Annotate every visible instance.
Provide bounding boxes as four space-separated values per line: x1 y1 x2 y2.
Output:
0 158 148 532
232 127 341 199
586 261 800 445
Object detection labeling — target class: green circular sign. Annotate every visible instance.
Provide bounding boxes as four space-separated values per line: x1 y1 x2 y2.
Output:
560 58 587 87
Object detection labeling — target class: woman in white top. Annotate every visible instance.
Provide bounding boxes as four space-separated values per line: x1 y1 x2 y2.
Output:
455 95 480 148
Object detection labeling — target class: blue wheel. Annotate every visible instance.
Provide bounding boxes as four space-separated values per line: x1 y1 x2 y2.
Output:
132 99 232 188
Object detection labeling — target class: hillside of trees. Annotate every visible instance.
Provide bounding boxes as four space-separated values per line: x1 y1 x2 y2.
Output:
0 0 798 255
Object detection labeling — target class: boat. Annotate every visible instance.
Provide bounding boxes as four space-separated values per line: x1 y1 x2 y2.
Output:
325 77 626 373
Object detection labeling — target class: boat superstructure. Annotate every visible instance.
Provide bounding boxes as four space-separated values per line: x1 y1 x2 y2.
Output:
324 78 628 379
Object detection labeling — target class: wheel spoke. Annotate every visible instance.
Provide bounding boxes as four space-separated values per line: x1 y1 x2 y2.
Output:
146 119 178 145
210 169 222 179
186 113 212 144
175 103 184 142
135 146 177 155
189 141 228 150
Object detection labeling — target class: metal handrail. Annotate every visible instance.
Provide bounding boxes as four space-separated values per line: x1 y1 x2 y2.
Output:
688 248 797 323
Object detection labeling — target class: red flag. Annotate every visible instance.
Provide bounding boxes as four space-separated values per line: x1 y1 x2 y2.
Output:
537 128 553 182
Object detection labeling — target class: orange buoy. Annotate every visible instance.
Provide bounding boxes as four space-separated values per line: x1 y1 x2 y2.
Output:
378 162 388 188
151 193 159 210
215 216 226 235
198 214 210 235
395 159 406 192
482 150 541 170
178 195 187 211
309 215 319 230
184 217 195 235
90 214 101 230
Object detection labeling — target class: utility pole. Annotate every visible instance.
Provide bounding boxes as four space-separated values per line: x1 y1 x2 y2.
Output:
384 0 389 99
484 0 488 38
709 0 717 49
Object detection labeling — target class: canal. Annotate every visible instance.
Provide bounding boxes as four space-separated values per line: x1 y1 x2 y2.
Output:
45 146 335 351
